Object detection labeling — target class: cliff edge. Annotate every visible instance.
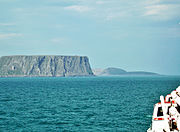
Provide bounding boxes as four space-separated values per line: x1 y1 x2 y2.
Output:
0 55 94 77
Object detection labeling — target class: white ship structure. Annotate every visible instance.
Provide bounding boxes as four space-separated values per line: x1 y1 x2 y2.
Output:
148 86 180 132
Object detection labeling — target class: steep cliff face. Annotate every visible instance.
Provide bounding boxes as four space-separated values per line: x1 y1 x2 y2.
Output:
0 55 94 77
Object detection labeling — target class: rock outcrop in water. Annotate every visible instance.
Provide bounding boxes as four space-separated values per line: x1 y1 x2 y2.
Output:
0 55 94 77
93 67 159 76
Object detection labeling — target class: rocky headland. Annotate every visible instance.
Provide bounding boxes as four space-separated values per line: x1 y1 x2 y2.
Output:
93 67 159 76
0 55 94 77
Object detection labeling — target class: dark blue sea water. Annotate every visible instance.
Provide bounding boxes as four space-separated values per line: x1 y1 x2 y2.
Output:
0 76 180 131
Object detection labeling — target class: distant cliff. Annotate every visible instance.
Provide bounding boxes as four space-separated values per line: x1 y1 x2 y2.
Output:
0 55 94 77
93 67 159 76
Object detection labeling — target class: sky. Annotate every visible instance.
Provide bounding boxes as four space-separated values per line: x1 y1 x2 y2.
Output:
0 0 180 75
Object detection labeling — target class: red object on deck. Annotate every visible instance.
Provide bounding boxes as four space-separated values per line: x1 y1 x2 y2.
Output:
154 118 164 120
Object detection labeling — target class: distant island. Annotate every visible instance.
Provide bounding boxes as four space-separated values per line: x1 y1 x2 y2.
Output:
0 55 94 77
93 67 159 76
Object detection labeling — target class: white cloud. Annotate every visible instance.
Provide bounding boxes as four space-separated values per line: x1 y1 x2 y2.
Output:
64 5 92 12
144 5 168 16
96 1 105 5
51 38 65 43
0 33 22 39
143 0 180 20
144 0 162 5
11 0 180 22
0 23 15 26
105 12 128 21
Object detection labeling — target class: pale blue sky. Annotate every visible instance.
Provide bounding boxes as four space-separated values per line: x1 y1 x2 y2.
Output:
0 0 180 75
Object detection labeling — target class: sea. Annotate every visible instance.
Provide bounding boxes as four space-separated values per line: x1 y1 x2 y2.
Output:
0 76 180 132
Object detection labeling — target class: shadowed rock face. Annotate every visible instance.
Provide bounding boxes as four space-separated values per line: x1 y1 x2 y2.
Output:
0 55 94 77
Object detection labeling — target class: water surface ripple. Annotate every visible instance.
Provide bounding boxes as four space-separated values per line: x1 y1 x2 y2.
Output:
0 76 180 131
